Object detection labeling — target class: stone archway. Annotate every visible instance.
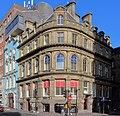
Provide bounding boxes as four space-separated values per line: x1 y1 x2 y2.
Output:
8 93 14 108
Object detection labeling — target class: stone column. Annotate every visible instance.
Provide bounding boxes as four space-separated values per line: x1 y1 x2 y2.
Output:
50 103 55 113
89 81 93 112
49 77 55 113
66 76 71 90
79 78 84 112
50 77 55 99
38 78 43 112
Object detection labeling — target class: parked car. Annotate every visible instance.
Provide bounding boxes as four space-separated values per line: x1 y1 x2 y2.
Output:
0 105 4 112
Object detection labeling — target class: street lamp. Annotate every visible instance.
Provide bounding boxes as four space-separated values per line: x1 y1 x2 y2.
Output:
100 97 105 114
34 88 38 112
75 89 80 115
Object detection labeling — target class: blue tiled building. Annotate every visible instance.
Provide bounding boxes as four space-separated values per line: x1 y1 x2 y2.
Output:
4 35 19 109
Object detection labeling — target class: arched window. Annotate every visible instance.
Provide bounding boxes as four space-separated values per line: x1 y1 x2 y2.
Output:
92 61 96 75
13 75 16 88
35 58 39 73
6 78 8 89
71 55 77 70
13 57 15 70
57 14 64 25
21 64 24 77
9 77 12 88
9 60 12 71
98 63 102 76
6 62 8 73
56 53 64 69
83 58 87 72
105 66 108 78
28 61 31 75
44 55 50 71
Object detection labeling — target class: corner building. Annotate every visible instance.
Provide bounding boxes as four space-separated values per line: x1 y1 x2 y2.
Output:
17 1 112 113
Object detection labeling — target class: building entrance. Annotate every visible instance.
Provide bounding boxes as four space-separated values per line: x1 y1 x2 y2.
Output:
8 93 14 108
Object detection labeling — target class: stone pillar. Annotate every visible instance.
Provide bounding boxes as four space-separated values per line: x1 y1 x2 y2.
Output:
51 52 55 72
89 81 93 112
66 76 71 90
49 77 55 113
50 103 55 113
38 102 43 112
37 79 43 112
79 78 84 112
87 96 92 112
50 77 55 99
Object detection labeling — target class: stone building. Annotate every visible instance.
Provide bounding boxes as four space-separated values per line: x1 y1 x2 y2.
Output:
5 1 53 110
4 35 19 109
16 1 112 113
111 47 120 112
0 4 27 106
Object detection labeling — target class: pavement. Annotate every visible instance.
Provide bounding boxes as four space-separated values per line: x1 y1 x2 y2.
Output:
2 108 119 116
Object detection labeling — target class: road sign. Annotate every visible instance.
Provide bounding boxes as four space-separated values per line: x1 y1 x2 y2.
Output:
68 96 72 102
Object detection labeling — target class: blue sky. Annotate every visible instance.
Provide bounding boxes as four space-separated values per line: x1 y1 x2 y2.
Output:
0 0 120 48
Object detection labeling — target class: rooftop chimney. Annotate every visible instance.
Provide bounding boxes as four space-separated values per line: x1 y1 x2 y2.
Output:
82 12 92 27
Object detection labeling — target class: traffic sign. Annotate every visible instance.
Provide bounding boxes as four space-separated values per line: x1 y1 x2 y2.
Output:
68 96 72 102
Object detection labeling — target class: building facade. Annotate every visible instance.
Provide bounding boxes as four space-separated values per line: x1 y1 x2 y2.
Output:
16 1 113 114
0 4 27 106
111 47 120 112
4 1 53 110
4 36 19 109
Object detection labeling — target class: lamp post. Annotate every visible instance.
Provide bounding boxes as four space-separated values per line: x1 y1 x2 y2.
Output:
64 89 70 116
100 97 105 114
102 97 105 114
34 88 38 112
75 89 80 115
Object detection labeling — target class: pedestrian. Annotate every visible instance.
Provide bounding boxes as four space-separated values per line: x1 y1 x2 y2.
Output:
30 103 32 111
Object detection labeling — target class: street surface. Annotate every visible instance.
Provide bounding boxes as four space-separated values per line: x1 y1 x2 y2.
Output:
0 109 118 116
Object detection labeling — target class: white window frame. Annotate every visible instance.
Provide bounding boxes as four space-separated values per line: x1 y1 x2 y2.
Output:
57 14 64 25
44 34 49 45
84 38 88 49
84 81 88 94
72 33 77 45
57 32 64 44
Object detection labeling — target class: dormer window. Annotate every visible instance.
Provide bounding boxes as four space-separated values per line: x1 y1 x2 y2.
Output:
57 14 64 25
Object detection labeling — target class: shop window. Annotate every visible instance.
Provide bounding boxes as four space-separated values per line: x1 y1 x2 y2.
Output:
55 80 65 96
70 80 78 95
43 80 50 96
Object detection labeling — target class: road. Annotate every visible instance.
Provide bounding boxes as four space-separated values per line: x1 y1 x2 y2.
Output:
0 110 118 116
